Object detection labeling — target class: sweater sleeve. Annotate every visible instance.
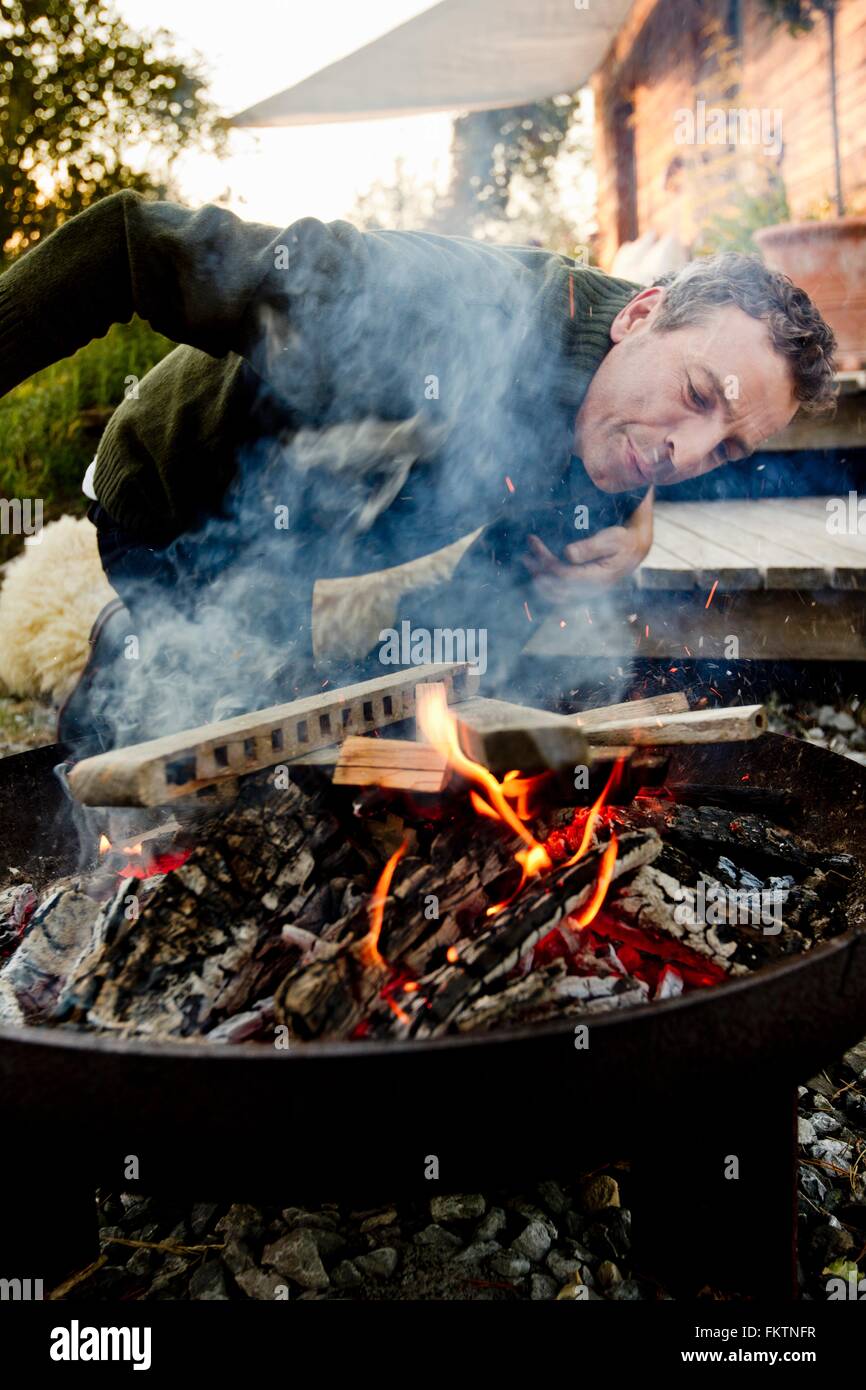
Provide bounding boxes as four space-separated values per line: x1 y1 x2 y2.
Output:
0 191 323 398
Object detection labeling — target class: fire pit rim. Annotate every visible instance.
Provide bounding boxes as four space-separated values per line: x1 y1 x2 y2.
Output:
1 920 863 1064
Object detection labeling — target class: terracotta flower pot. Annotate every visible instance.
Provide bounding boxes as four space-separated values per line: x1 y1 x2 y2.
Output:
754 217 866 370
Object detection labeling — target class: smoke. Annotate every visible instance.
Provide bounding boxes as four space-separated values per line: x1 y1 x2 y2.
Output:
78 227 635 756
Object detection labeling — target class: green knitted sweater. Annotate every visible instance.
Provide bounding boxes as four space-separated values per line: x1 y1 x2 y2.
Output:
0 191 640 543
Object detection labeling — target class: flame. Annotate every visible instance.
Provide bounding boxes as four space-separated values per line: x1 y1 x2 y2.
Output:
363 840 408 969
562 759 623 866
569 832 619 929
98 834 111 855
418 685 623 919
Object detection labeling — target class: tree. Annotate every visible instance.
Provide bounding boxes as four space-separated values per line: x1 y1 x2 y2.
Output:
0 0 224 260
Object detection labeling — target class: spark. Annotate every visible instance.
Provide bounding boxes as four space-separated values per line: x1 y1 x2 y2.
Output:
705 579 719 609
505 475 515 493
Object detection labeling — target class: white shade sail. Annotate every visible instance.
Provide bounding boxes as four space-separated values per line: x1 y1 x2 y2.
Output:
231 0 633 127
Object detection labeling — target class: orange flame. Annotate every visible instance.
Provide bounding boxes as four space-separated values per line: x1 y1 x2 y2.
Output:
569 831 619 929
98 834 111 855
363 840 408 969
418 685 623 921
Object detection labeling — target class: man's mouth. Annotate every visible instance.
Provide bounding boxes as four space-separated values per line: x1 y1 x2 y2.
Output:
625 437 657 484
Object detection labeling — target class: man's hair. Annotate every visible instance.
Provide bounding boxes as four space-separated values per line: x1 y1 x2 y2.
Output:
651 253 837 417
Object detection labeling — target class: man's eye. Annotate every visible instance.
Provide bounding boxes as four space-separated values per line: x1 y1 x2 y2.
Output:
688 379 707 409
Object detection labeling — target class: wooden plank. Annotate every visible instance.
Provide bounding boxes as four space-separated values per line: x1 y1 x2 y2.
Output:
697 500 866 590
572 691 689 728
332 737 450 792
583 705 767 746
637 540 699 590
68 661 480 807
417 693 589 778
655 505 827 589
651 514 764 589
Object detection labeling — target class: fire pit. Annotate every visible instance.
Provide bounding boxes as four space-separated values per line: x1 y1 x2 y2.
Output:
1 698 865 1299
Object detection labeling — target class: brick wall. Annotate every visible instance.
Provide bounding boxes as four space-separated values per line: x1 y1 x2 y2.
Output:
591 0 866 270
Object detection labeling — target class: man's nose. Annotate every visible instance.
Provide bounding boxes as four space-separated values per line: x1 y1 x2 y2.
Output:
667 421 724 478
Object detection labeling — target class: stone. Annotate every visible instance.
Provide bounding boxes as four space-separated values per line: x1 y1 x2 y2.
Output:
842 1039 866 1077
234 1267 289 1300
189 1261 229 1301
475 1206 506 1242
547 1250 583 1283
452 1240 501 1265
580 1175 621 1212
511 1220 552 1263
430 1193 486 1222
595 1260 623 1290
331 1260 363 1290
810 1224 855 1264
415 1224 463 1254
262 1229 329 1290
608 1279 645 1301
557 1280 589 1300
507 1200 558 1239
798 1165 828 1204
355 1247 398 1280
490 1252 530 1279
307 1228 347 1262
810 1138 853 1166
216 1204 265 1242
584 1209 632 1261
189 1203 220 1239
282 1208 340 1232
360 1208 398 1233
221 1237 256 1276
798 1116 817 1145
812 1111 842 1136
536 1180 570 1216
530 1273 558 1301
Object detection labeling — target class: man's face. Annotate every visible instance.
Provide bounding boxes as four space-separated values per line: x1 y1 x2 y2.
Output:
574 289 800 493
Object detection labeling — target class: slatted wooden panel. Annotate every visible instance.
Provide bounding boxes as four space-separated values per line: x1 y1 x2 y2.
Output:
638 498 866 592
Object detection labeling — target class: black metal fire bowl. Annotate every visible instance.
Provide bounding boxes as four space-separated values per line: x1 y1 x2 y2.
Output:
1 732 865 1299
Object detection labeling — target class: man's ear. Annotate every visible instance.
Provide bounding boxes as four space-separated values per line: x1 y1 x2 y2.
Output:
610 285 665 342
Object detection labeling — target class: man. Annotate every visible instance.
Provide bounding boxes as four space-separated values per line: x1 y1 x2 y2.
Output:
0 191 836 748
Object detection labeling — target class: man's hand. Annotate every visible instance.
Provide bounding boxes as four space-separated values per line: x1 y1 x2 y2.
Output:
523 488 654 602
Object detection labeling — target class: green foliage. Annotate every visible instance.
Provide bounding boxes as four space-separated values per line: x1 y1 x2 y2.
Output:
0 0 224 259
0 318 173 563
693 170 791 256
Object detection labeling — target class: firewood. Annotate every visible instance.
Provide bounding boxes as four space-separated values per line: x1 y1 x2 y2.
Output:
272 828 661 1042
438 695 590 777
68 661 479 808
398 828 662 1039
57 774 351 1038
582 704 767 746
332 736 450 792
572 691 689 728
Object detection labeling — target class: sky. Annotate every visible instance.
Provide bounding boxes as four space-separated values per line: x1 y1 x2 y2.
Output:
117 0 455 227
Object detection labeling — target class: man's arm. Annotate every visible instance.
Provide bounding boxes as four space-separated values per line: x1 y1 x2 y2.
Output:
524 487 654 597
1 191 451 406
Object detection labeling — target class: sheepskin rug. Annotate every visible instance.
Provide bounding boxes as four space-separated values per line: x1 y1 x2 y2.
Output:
0 516 116 704
0 514 478 705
